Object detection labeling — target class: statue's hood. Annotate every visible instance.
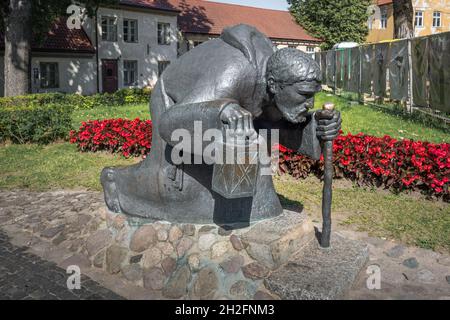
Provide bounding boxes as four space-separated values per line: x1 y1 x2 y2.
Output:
220 24 275 70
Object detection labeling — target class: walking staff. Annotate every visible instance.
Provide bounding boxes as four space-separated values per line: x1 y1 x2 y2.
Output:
319 102 335 248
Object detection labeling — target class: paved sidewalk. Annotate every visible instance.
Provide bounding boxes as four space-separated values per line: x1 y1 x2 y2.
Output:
0 190 449 300
0 231 124 300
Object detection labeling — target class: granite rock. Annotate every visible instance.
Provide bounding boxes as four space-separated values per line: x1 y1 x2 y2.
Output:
161 256 177 276
194 268 218 299
265 234 369 300
106 245 128 274
219 255 244 274
199 234 216 251
403 257 419 269
242 262 270 280
122 264 143 282
142 247 162 269
163 265 191 299
85 229 112 257
241 210 314 269
129 225 157 253
143 267 166 290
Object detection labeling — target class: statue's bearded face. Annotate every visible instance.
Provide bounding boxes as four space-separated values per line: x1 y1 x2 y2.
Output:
271 80 321 123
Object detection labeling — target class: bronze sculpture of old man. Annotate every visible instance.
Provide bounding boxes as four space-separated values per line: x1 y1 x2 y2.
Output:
101 24 341 226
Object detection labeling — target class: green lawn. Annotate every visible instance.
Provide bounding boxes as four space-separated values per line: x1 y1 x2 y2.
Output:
315 93 449 143
71 103 150 128
0 143 137 191
1 93 449 252
275 175 450 253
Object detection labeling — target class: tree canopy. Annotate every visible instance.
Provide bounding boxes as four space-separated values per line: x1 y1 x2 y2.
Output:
0 0 118 38
288 0 372 50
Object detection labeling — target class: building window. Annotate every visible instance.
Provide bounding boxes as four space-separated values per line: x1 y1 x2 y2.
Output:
123 60 138 86
414 11 424 28
380 7 388 29
101 16 117 41
158 61 170 76
40 62 59 88
306 46 315 53
123 19 138 42
158 23 171 45
432 11 441 27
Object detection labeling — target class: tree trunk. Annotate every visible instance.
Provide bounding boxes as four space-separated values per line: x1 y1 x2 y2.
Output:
4 0 32 96
393 0 414 39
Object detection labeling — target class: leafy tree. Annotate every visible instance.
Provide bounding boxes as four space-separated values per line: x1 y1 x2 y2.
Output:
288 0 372 50
0 0 118 96
392 0 414 39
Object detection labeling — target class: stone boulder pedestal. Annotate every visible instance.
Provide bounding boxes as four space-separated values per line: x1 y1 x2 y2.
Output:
90 208 368 300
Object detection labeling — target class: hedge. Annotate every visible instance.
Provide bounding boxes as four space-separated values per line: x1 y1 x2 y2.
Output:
0 87 151 110
70 119 450 200
0 104 73 144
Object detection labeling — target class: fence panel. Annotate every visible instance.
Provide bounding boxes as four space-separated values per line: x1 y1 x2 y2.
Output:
361 45 374 94
388 39 409 101
320 51 327 83
342 49 350 91
373 43 389 97
411 37 429 107
428 32 450 113
347 47 360 92
326 51 335 87
335 50 343 89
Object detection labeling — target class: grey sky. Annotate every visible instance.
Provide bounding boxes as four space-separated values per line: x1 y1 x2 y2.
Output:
207 0 289 11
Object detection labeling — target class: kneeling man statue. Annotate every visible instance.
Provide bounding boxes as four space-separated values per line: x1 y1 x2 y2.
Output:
101 24 341 227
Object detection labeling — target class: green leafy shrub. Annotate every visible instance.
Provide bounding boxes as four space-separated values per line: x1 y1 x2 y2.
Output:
0 87 151 110
0 104 73 144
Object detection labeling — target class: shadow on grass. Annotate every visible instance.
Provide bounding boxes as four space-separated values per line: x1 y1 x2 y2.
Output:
277 193 304 213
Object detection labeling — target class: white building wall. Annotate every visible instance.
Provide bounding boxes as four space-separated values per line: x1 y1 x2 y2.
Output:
95 7 178 91
31 56 97 95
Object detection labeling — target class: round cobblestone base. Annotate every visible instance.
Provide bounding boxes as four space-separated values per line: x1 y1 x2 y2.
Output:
93 209 283 300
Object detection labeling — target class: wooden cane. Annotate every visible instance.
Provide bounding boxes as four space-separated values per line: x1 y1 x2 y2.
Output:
320 102 335 248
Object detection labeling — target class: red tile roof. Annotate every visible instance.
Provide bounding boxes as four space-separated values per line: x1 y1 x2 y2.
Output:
0 17 95 53
119 0 179 12
377 0 393 6
171 0 320 42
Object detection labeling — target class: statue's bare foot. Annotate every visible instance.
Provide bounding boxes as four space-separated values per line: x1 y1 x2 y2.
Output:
100 167 121 213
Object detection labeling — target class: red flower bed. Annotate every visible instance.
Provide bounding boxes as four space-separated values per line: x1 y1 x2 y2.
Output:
279 132 450 200
69 118 152 158
70 119 449 200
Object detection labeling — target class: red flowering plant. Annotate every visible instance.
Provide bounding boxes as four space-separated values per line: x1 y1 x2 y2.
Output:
278 131 450 200
69 118 152 158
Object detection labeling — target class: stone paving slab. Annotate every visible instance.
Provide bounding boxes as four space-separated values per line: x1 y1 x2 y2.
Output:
0 230 124 300
265 233 369 300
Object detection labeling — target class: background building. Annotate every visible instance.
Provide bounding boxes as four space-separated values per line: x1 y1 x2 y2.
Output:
174 0 321 54
0 0 320 96
366 0 450 43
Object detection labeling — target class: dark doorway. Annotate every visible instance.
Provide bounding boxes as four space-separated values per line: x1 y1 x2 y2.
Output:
102 59 118 93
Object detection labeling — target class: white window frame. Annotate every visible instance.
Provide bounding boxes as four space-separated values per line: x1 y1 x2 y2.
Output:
123 19 138 43
123 60 138 86
432 11 441 27
101 16 117 42
380 7 388 29
306 46 315 53
40 62 59 89
158 22 171 45
414 11 424 28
